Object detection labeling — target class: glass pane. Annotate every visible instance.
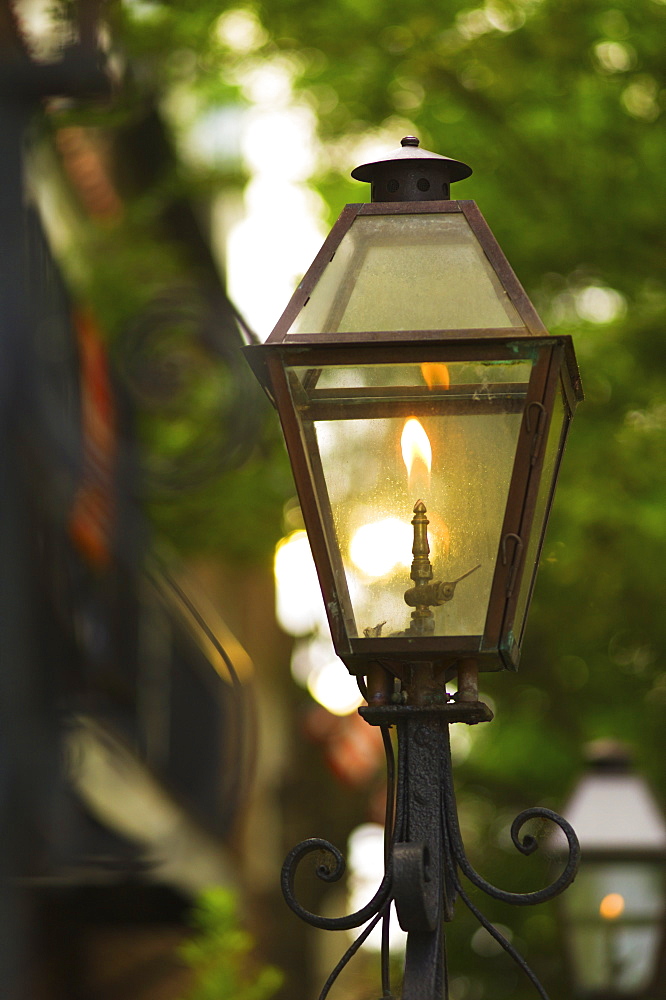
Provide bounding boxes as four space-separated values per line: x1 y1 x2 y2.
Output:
289 360 532 640
567 864 665 920
293 360 533 392
287 214 525 335
513 382 569 645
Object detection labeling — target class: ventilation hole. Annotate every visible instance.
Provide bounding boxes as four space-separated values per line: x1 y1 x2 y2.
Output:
417 178 430 192
387 179 399 193
442 183 449 193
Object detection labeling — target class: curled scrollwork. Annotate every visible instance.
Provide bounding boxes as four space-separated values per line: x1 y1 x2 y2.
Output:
445 796 580 907
280 838 393 932
441 736 580 907
280 723 398 938
280 713 579 1000
508 806 580 901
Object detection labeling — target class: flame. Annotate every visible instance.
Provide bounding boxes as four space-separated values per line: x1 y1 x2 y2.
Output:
421 362 450 389
599 893 625 921
401 418 432 494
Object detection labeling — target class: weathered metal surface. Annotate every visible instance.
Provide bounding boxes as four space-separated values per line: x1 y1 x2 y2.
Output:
351 136 472 203
397 718 450 1000
404 566 481 610
280 704 580 999
360 701 494 726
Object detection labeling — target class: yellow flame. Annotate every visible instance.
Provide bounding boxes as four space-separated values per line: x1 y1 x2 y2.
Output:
421 362 450 389
401 418 432 493
599 893 625 921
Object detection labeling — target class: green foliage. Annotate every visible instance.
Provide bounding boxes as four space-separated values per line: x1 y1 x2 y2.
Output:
145 418 294 562
179 888 283 1000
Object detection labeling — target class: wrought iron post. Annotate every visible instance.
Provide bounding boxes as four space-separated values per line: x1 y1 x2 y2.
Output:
282 695 580 1000
393 712 451 1000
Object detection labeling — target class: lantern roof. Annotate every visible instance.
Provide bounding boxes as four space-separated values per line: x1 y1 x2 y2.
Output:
351 135 473 183
555 742 666 858
263 200 565 349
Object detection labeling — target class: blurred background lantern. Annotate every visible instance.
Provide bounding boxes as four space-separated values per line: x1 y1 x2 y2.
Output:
555 741 666 998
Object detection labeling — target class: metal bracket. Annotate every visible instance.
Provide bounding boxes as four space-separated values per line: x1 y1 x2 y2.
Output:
393 842 437 932
501 532 523 598
360 701 493 726
525 400 547 466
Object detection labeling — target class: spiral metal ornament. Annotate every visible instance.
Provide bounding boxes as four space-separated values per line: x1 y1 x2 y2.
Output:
280 709 580 1000
441 734 580 907
280 838 393 931
114 288 264 494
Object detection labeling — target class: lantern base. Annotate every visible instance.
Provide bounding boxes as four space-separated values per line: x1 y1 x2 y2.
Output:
359 700 493 726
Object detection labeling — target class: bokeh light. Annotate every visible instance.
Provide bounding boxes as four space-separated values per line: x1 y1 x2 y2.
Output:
349 518 413 578
274 529 326 636
599 892 625 921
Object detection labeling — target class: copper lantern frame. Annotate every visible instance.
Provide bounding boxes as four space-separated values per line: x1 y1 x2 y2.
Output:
246 198 582 680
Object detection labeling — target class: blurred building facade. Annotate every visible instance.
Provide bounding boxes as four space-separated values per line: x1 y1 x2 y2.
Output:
0 10 276 997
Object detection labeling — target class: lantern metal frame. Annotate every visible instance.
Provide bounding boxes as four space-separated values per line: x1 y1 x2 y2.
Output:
246 140 582 999
246 199 582 677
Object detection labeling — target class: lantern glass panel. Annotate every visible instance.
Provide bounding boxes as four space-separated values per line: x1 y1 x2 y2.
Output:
286 214 524 335
565 862 665 992
513 381 570 644
287 358 532 641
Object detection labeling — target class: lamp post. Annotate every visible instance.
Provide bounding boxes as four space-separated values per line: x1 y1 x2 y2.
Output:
246 136 582 999
556 742 666 999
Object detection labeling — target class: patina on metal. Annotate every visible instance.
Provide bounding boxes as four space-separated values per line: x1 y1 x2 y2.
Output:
406 500 435 635
403 502 481 633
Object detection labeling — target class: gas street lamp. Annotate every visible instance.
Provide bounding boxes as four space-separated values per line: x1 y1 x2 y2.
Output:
246 136 583 999
556 742 666 999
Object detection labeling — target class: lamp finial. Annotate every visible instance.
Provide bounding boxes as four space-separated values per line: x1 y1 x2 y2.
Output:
351 136 472 203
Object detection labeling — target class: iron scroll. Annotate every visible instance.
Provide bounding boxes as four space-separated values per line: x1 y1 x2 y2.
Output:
279 706 580 1000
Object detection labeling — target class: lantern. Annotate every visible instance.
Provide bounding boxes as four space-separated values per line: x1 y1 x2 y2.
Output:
246 137 582 702
556 742 666 998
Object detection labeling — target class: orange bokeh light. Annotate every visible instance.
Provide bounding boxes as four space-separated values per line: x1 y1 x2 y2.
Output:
599 893 625 921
